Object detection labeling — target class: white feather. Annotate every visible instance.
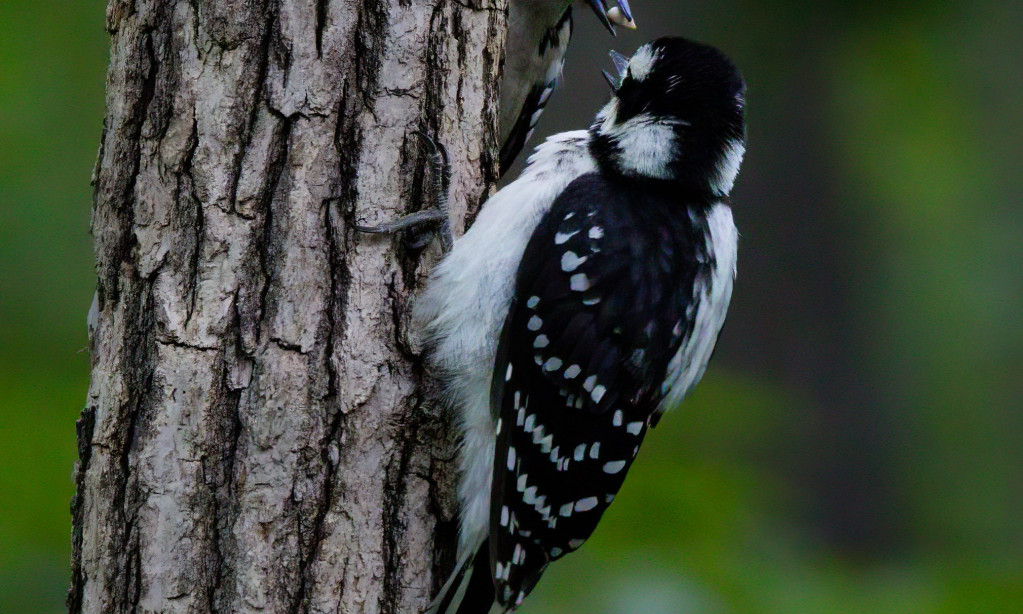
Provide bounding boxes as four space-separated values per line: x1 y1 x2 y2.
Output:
627 45 661 82
660 203 738 410
605 114 679 180
414 130 597 558
712 138 746 196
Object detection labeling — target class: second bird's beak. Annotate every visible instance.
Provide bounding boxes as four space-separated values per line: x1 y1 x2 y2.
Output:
602 49 631 92
585 0 636 36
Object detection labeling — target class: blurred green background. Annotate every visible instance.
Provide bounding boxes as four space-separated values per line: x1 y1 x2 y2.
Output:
1 1 1021 612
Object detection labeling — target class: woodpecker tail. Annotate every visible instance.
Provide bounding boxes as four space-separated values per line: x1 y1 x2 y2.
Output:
426 537 497 614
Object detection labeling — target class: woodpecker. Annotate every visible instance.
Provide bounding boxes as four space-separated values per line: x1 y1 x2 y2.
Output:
414 37 748 613
498 0 636 176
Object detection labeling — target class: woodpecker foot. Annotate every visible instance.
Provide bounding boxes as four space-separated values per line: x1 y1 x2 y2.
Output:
355 131 454 253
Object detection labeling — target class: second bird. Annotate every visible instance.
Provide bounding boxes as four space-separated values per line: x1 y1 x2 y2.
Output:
499 0 635 175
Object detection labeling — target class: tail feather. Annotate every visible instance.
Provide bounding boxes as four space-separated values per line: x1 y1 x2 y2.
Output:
427 538 496 614
455 542 496 614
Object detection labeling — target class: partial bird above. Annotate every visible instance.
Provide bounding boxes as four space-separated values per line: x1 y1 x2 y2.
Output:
499 0 636 176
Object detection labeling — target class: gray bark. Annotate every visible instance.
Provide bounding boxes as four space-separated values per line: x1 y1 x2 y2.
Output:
71 1 506 612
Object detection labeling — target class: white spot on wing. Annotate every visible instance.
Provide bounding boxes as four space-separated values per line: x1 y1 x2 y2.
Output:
528 315 543 331
555 230 579 245
575 496 599 512
564 364 581 379
626 421 644 435
570 273 591 292
561 251 587 272
543 357 563 372
603 460 627 474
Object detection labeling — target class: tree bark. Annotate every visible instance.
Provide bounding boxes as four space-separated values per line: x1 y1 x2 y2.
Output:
71 1 506 612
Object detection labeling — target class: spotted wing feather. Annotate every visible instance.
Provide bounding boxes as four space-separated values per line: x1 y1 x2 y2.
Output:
487 174 714 607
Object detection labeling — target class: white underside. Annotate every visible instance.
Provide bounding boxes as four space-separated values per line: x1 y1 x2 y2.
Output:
414 131 596 558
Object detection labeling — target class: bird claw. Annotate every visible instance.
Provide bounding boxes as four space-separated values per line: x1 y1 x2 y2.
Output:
354 130 454 253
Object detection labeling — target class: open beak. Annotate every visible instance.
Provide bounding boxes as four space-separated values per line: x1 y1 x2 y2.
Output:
585 0 636 36
602 49 631 92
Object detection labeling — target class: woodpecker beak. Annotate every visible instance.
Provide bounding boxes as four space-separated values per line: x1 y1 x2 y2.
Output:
607 1 636 29
584 0 616 35
586 0 636 35
602 70 619 92
609 50 630 78
602 49 630 91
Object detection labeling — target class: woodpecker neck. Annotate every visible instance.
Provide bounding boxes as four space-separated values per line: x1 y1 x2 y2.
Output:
587 93 746 197
589 100 676 180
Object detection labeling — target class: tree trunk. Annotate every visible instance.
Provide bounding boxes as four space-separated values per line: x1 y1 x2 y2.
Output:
70 1 506 612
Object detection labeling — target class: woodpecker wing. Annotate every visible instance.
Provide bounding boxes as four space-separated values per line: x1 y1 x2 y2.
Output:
488 174 715 607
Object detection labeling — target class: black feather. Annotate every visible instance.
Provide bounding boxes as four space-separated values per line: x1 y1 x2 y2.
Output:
487 173 717 607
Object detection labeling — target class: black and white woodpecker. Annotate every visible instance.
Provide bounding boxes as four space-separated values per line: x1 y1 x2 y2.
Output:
498 0 636 175
413 37 748 613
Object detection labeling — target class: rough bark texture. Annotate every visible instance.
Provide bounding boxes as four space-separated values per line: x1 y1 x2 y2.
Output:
71 1 506 612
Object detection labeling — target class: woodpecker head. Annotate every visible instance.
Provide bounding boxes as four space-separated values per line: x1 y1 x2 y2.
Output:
590 37 747 196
